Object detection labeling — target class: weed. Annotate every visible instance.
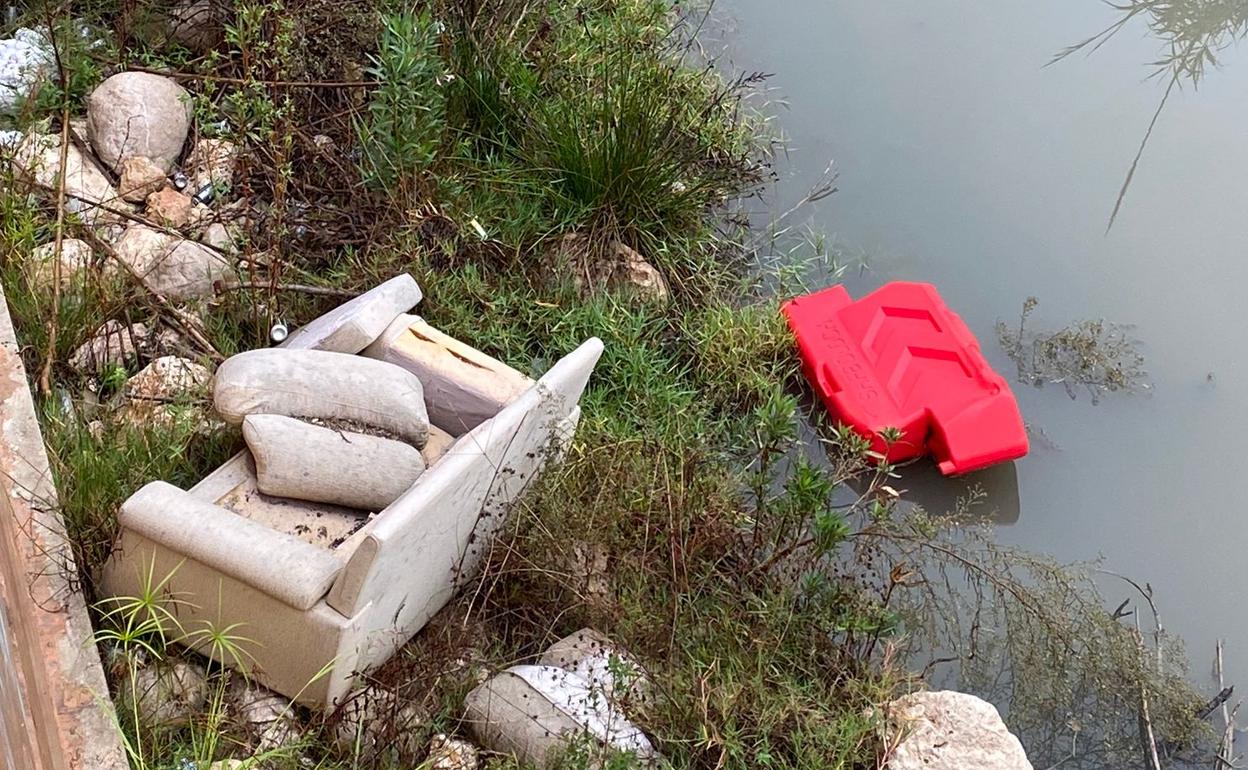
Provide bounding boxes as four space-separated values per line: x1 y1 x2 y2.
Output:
356 10 448 191
997 296 1148 403
41 404 239 574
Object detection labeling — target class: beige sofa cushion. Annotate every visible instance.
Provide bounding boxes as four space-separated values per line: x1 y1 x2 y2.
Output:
120 481 343 610
244 414 425 511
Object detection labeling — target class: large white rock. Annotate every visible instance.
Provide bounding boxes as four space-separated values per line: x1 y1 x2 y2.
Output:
111 224 230 298
0 29 53 114
69 320 145 374
166 0 227 53
427 734 480 770
886 691 1032 770
86 72 192 173
28 238 92 288
227 680 304 753
330 685 426 760
118 355 215 431
213 349 430 446
282 274 422 353
146 238 230 298
11 133 127 225
243 413 424 511
115 660 208 728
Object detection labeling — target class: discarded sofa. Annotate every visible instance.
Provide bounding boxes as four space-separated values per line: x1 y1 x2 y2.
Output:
101 275 604 708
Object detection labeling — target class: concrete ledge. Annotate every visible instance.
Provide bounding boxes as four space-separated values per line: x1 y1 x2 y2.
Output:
0 288 128 769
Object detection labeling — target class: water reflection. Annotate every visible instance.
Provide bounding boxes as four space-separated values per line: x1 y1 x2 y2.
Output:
1054 0 1248 227
838 455 1021 525
892 459 1021 525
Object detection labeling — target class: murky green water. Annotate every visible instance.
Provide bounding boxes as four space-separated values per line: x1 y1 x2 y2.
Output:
721 0 1248 686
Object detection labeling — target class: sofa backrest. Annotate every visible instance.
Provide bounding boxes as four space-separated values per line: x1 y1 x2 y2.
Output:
324 338 603 667
363 314 534 435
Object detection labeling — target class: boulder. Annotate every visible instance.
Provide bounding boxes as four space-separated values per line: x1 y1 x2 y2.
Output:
228 681 304 753
885 691 1033 770
463 665 655 768
213 349 430 446
145 186 193 228
607 242 669 304
11 133 127 225
86 72 192 173
186 137 239 194
427 734 480 770
118 156 167 203
154 238 228 298
550 234 670 304
166 0 227 53
126 355 211 399
112 223 176 275
111 224 231 298
69 320 145 374
120 355 213 430
149 238 230 298
243 414 425 511
115 659 208 728
331 686 426 760
28 238 92 288
199 221 235 252
0 28 53 114
281 273 422 353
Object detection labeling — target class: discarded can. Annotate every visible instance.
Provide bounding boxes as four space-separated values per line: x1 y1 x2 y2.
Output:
269 322 289 344
171 170 189 191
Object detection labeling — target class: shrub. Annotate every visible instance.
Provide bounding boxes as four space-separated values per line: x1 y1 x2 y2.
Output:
356 10 448 190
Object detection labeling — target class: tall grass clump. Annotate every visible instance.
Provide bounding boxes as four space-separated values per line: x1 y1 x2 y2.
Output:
426 0 765 259
520 40 757 251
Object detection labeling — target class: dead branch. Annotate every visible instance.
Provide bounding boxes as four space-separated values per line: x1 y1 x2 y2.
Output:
1135 618 1163 770
213 280 355 299
38 108 72 396
79 231 223 362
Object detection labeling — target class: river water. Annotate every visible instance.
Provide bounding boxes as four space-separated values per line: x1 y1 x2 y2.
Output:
719 0 1248 688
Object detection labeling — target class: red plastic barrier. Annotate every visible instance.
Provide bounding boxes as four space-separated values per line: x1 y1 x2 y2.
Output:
782 282 1028 475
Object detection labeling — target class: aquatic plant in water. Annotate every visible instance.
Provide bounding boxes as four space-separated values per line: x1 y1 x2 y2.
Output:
997 297 1147 403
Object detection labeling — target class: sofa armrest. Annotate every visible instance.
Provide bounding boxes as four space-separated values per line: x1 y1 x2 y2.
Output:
120 481 343 611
